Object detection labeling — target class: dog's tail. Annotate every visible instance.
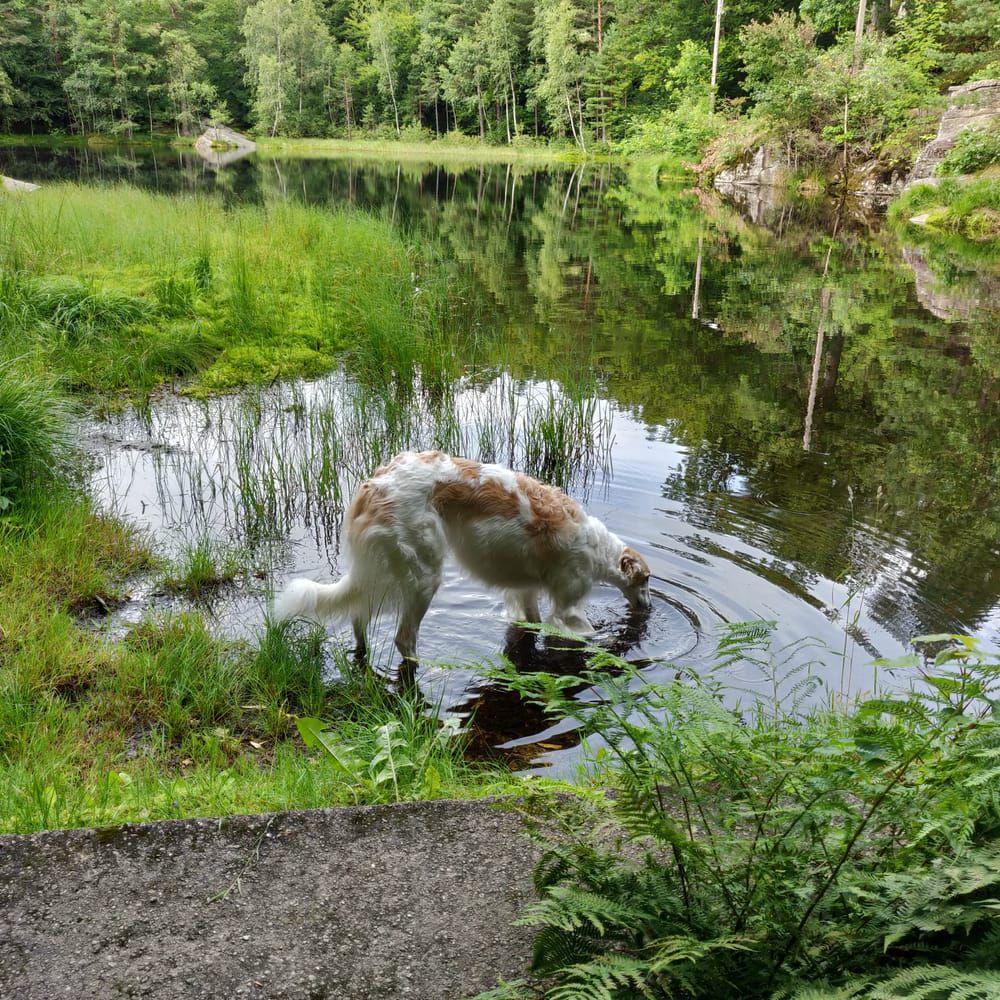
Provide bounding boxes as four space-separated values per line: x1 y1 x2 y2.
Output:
272 575 360 623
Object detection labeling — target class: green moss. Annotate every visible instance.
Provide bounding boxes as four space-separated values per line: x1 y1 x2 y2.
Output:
187 341 339 397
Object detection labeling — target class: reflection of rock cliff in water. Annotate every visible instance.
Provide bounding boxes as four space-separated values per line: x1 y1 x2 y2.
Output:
194 124 257 169
902 245 1000 323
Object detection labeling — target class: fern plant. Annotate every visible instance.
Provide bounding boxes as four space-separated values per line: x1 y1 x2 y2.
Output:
474 632 1000 1000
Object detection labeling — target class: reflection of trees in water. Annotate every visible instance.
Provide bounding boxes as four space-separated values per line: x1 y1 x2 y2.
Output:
26 142 1000 640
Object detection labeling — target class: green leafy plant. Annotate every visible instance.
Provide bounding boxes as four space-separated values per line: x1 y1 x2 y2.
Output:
474 632 1000 999
937 125 1000 176
296 692 469 803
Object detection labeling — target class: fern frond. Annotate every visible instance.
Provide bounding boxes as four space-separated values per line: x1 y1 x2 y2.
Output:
530 925 600 976
874 844 1000 949
547 954 654 1000
521 884 648 935
613 769 693 851
869 964 1000 1000
644 933 752 972
781 982 871 1000
469 980 535 1000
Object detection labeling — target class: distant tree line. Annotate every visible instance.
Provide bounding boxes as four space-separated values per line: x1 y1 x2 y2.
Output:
0 0 994 152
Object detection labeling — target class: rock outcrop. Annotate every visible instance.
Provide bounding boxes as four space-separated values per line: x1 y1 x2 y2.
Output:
908 79 1000 184
194 124 257 168
713 144 790 197
2 175 39 192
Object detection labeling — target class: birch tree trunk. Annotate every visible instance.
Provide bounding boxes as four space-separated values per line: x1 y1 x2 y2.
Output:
709 0 724 112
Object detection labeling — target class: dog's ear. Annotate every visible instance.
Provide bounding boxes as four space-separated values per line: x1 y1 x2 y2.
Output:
619 547 649 582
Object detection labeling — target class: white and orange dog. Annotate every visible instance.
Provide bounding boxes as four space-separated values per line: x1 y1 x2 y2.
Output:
274 450 652 662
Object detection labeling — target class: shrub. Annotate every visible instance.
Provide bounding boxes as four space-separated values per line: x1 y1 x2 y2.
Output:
938 125 1000 176
478 630 1000 999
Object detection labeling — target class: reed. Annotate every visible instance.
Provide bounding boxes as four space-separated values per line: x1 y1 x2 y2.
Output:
159 537 250 600
0 356 74 508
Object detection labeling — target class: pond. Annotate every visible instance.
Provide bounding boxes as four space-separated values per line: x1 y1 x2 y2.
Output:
5 140 998 770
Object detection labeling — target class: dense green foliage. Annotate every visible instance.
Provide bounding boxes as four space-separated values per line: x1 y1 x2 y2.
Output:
0 0 995 166
475 629 1000 999
937 124 1000 176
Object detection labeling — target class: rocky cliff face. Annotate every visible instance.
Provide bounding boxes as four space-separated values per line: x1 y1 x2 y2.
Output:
909 79 1000 183
713 79 1000 208
713 144 790 196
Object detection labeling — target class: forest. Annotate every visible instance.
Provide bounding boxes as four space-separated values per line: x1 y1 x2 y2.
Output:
0 0 996 170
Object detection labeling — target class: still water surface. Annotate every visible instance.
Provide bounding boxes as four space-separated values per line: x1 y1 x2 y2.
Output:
6 141 998 768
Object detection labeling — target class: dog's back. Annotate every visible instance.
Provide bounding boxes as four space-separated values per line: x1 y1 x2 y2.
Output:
357 450 590 589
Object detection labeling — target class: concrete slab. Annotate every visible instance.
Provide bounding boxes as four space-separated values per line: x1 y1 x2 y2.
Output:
0 799 538 999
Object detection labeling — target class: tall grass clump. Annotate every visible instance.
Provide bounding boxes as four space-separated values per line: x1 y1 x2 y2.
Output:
476 630 1000 1000
0 185 449 402
890 179 1000 247
159 536 249 599
0 357 73 509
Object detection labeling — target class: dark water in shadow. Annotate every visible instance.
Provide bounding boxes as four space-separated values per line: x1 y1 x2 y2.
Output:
7 140 998 773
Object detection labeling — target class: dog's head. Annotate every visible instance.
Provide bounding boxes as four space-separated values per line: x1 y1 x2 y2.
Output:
618 546 652 611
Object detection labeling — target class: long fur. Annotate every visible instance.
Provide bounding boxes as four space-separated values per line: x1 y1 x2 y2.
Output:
273 450 651 660
271 576 359 623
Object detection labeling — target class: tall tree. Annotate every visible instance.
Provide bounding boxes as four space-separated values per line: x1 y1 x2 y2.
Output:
159 28 218 135
365 2 402 136
242 0 331 135
531 0 594 149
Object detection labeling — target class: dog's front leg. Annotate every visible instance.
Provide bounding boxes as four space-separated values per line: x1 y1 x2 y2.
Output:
550 606 595 637
505 589 541 624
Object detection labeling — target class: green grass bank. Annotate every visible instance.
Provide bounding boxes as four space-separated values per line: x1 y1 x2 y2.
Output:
0 184 447 404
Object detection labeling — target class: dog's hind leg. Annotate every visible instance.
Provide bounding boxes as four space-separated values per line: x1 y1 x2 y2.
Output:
394 578 439 664
352 616 369 662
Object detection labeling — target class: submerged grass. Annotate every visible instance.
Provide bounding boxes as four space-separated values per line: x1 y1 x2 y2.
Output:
0 184 447 404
